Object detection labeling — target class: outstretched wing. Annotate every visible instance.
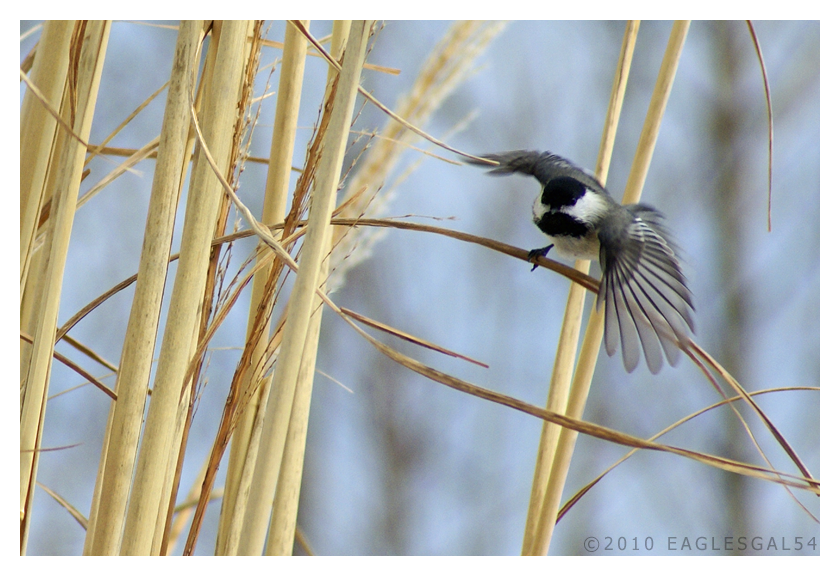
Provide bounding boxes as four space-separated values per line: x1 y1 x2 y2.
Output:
465 150 607 194
598 205 694 373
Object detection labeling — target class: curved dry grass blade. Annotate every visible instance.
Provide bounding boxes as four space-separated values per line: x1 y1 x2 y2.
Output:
556 387 820 524
214 231 814 495
340 307 489 368
61 334 117 373
19 68 90 150
58 213 753 416
682 341 820 513
328 218 601 292
51 216 597 347
746 21 775 232
20 331 117 401
295 527 316 556
690 341 818 491
37 482 88 529
327 300 817 493
24 442 83 454
260 36 400 76
251 235 816 495
76 136 160 209
20 22 42 42
83 81 168 167
334 216 819 499
54 254 176 342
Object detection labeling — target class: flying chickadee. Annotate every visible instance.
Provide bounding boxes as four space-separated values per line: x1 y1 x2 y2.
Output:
466 150 694 374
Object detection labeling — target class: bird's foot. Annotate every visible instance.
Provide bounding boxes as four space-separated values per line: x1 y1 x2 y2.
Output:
527 245 553 271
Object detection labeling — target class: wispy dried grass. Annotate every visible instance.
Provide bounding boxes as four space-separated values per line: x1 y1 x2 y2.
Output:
326 21 507 291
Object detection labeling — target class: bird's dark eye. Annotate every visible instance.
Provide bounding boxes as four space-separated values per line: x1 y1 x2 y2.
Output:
541 177 587 210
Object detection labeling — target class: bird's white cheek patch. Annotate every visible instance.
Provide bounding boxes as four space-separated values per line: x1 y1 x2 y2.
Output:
532 193 549 221
560 189 609 221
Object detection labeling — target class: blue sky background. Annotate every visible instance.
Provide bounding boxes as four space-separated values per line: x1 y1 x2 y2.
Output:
21 20 819 555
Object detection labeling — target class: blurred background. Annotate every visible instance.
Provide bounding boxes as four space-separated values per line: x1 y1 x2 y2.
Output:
20 20 819 555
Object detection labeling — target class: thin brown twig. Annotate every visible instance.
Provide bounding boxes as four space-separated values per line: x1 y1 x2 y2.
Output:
20 331 117 401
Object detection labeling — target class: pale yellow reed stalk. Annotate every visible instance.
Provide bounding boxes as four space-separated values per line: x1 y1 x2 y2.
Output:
120 21 251 555
19 21 73 298
521 20 640 555
216 20 311 555
20 21 111 554
237 20 372 556
83 21 203 556
263 20 353 556
19 22 76 422
526 21 691 556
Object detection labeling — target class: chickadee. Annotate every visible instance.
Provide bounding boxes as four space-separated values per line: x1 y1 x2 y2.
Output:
467 150 694 374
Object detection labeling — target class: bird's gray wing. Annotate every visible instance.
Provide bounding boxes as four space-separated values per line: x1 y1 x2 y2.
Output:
465 150 607 194
598 205 694 373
